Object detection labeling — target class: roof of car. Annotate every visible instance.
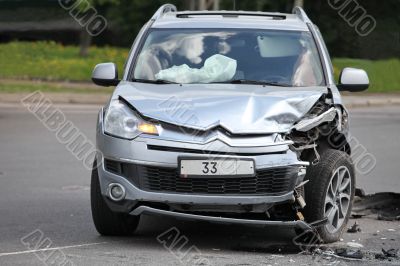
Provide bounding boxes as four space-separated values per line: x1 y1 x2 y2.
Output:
151 10 310 32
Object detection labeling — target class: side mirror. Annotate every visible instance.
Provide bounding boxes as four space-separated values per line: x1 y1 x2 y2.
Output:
92 63 120 86
338 67 369 92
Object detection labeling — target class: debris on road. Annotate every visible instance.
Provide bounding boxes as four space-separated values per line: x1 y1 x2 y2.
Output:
352 192 400 220
378 214 400 221
347 222 362 233
375 248 399 260
346 242 364 248
335 248 364 260
382 248 398 258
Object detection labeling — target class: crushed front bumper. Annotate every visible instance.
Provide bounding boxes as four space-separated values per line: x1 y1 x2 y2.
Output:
98 155 300 204
96 109 310 228
130 205 312 231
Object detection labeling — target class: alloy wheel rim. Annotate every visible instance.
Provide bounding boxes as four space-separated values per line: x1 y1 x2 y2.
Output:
324 166 352 234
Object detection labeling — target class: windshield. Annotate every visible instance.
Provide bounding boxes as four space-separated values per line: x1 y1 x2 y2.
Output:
132 28 325 86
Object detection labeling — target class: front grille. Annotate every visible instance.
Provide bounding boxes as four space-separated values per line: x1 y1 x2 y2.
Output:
137 165 297 196
104 158 298 196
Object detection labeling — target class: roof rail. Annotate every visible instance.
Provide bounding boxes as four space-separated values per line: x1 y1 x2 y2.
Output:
293 6 312 23
151 4 177 21
176 11 286 20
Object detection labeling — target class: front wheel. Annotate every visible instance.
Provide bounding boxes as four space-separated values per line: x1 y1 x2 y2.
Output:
90 160 140 236
303 149 355 243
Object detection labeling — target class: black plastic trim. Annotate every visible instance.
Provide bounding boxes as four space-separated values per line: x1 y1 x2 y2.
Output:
147 144 286 156
176 12 286 20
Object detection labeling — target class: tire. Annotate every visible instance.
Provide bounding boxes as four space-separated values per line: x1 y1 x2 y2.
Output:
303 149 355 243
90 160 140 236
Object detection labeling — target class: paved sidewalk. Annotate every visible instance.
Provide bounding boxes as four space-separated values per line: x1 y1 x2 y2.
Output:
1 91 400 108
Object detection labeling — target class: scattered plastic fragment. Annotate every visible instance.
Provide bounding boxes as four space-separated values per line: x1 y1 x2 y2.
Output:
347 242 364 248
382 248 398 258
347 222 361 233
375 248 398 260
335 248 363 260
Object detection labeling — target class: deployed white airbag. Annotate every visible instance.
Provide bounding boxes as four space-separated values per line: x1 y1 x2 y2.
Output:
155 54 237 83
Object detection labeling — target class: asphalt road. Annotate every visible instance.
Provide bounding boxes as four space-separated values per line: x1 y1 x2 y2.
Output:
0 103 399 265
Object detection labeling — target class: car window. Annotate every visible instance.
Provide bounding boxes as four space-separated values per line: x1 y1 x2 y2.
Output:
132 28 324 86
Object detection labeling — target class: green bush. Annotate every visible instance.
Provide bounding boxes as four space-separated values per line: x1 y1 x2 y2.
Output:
0 41 129 81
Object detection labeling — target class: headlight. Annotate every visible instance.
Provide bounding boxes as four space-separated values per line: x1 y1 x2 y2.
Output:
104 100 159 139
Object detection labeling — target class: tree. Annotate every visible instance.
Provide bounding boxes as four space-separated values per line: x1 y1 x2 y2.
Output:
293 0 304 9
76 0 120 56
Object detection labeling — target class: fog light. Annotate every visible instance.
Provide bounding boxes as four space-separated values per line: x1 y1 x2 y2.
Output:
108 183 126 201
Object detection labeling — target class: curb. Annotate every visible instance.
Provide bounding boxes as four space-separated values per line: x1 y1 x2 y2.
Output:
0 92 110 106
343 96 400 108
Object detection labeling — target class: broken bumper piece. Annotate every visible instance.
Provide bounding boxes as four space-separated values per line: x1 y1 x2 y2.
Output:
130 205 313 231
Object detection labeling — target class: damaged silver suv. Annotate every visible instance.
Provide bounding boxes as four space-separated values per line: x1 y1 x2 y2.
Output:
90 4 369 243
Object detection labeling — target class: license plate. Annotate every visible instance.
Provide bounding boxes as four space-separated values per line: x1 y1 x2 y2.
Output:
179 158 255 178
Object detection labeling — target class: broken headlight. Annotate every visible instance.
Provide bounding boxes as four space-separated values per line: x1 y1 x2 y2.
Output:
294 107 337 132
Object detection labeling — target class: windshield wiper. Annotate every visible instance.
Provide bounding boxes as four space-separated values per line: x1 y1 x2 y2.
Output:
215 79 292 87
131 78 178 84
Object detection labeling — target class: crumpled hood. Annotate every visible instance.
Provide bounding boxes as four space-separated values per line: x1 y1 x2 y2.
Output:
114 82 327 134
